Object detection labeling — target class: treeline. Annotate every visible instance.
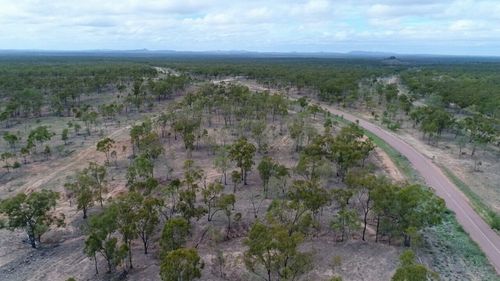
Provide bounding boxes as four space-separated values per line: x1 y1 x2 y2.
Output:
400 64 500 118
0 59 157 119
0 59 156 96
164 58 390 103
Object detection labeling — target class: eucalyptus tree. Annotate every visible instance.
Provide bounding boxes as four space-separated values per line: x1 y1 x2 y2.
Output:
0 190 64 248
160 248 204 281
160 217 191 255
229 137 256 185
65 170 95 219
346 171 389 241
244 221 312 281
96 137 115 164
84 162 108 207
84 207 127 274
213 145 231 185
27 126 54 153
137 196 163 254
3 132 19 149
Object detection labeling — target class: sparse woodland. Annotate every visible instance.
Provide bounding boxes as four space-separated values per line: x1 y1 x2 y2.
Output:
0 56 498 281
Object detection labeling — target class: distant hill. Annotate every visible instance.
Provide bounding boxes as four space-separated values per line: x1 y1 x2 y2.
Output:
348 50 398 57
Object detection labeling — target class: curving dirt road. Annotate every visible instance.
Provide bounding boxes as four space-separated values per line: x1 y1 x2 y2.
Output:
321 104 500 275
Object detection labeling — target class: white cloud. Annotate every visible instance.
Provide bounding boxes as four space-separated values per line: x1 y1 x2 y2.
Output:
0 0 499 55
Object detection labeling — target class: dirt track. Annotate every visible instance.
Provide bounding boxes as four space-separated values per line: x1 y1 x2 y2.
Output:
21 125 131 194
322 104 500 275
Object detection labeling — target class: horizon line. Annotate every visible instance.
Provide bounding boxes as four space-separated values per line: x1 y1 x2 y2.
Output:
1 49 500 58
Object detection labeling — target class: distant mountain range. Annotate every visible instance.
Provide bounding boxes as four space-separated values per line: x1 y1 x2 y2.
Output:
0 49 498 60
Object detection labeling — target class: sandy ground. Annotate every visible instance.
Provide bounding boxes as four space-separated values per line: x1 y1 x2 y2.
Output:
0 79 407 281
212 77 500 279
1 73 496 281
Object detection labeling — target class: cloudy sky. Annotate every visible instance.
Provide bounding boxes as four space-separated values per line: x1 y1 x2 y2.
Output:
1 0 499 55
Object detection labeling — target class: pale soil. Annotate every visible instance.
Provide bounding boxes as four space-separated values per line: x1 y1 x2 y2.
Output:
0 76 408 281
373 147 405 182
208 77 500 279
213 77 406 184
3 72 492 281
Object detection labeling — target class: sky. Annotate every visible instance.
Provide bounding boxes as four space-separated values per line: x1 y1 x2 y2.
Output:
1 0 500 56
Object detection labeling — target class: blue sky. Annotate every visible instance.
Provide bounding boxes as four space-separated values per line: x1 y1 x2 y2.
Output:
1 0 499 56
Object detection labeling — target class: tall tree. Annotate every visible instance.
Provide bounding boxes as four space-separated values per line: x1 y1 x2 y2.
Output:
85 162 107 207
27 126 54 153
372 184 445 246
127 154 154 186
65 171 95 219
213 146 231 185
137 196 163 254
346 171 388 241
326 124 374 180
160 217 191 255
96 137 115 164
230 170 242 193
112 192 142 269
201 181 224 221
177 190 207 223
330 189 357 242
257 156 275 198
288 180 329 219
84 207 127 274
229 137 256 185
0 190 64 248
244 221 312 281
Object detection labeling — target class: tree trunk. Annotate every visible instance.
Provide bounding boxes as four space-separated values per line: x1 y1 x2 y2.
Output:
375 215 380 243
362 210 368 241
208 205 212 221
404 234 411 247
29 234 37 248
243 168 248 185
94 255 99 275
128 241 133 269
99 189 103 208
107 258 112 273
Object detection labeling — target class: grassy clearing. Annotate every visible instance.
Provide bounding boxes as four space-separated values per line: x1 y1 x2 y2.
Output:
425 212 499 280
440 166 500 231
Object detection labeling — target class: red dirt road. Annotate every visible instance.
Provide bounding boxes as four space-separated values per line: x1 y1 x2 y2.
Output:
324 105 500 275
